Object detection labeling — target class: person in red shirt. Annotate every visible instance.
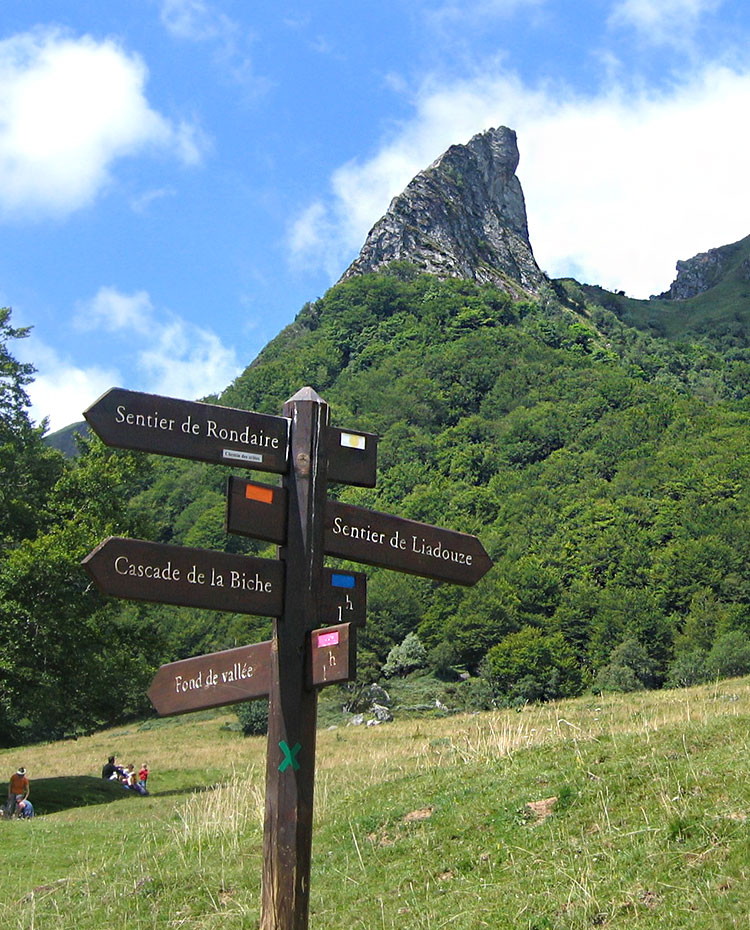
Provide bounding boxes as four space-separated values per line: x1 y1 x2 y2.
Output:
5 767 29 817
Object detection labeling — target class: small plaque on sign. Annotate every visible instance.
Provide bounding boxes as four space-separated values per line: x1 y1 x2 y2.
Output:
327 426 378 487
321 567 367 627
307 623 356 688
226 476 288 544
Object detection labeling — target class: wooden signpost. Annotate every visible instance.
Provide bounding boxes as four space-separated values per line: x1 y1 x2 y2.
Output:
83 385 492 930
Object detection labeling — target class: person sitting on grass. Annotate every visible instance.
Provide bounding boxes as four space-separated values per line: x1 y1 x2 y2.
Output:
16 799 34 819
5 767 29 817
123 764 148 796
101 755 124 780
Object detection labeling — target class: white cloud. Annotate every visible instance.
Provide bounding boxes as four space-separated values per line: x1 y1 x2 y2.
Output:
19 286 242 430
160 0 233 41
0 28 204 219
15 338 120 432
289 63 750 297
130 187 176 213
137 320 240 401
425 0 545 21
75 286 153 334
159 0 266 92
288 201 341 278
78 285 241 402
609 0 722 45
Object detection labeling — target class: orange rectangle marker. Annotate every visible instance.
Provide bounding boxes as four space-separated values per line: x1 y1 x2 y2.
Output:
245 483 275 505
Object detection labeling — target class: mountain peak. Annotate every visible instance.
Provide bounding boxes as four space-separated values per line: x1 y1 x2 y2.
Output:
653 234 750 300
341 126 546 296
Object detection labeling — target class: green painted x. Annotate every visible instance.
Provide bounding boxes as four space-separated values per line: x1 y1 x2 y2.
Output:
279 741 301 772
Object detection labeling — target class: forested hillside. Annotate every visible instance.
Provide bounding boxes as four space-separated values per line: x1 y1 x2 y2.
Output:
3 262 750 745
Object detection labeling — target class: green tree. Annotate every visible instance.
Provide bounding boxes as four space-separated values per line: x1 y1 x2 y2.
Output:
483 627 581 705
593 639 658 693
382 632 428 678
0 308 64 553
0 437 163 745
705 631 750 679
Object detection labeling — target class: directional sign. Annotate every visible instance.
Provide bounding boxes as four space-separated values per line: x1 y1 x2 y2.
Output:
327 426 378 487
148 640 273 716
147 623 357 715
226 476 287 544
321 567 367 627
324 500 493 585
82 537 284 616
84 387 289 473
307 623 356 689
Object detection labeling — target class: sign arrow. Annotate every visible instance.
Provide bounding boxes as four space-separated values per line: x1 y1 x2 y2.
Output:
84 387 289 473
324 500 493 585
148 640 273 716
307 622 356 689
82 537 284 616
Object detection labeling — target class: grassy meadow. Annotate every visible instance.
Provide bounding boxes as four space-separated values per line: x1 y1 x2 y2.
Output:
1 679 749 929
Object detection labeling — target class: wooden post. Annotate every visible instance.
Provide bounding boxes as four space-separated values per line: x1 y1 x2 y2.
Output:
260 387 329 930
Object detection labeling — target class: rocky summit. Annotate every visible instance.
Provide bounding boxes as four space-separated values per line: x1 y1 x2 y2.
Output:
654 235 750 300
341 126 546 297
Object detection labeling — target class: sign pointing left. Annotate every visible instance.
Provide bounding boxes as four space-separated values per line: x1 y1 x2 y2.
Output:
82 537 284 616
84 387 289 473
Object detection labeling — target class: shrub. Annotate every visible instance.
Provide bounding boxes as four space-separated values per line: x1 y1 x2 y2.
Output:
706 631 750 679
382 633 428 678
665 648 709 688
452 676 495 711
428 641 459 678
483 627 581 705
236 699 269 736
593 639 658 693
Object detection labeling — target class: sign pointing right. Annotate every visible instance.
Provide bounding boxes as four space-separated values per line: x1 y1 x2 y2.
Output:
324 500 492 585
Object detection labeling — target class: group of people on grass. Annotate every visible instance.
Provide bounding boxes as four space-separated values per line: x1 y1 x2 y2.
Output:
102 756 149 795
3 756 151 819
4 767 33 819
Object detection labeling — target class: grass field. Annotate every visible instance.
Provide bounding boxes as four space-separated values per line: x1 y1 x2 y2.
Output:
1 678 749 929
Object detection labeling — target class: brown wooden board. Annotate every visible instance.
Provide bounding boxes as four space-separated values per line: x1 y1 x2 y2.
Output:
82 536 284 616
321 567 367 627
226 476 287 544
324 500 493 585
307 623 356 689
148 640 273 715
326 426 378 487
84 387 289 473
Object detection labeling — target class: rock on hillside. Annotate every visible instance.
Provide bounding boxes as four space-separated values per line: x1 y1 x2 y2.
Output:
341 126 546 297
654 234 750 300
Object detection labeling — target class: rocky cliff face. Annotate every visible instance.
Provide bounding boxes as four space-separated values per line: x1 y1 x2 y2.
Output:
655 236 750 300
341 126 546 296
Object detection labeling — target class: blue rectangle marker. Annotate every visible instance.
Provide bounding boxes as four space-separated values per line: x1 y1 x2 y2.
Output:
330 572 356 589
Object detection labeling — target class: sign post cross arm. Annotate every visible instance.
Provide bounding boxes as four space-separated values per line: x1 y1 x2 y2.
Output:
261 387 329 930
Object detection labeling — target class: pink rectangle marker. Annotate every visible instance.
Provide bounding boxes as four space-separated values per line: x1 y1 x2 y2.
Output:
317 631 340 648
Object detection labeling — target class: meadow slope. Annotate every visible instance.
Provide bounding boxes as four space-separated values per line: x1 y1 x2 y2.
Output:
1 680 749 929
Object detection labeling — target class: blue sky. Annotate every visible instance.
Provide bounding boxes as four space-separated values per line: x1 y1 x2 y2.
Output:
3 0 750 430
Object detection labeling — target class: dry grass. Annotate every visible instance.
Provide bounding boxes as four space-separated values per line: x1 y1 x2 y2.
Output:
2 677 750 929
